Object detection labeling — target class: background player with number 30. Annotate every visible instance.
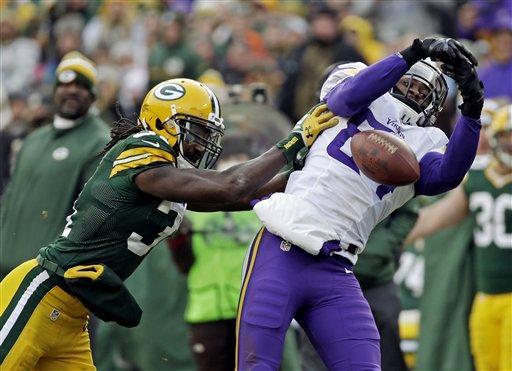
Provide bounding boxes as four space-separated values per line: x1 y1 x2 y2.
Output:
406 104 512 371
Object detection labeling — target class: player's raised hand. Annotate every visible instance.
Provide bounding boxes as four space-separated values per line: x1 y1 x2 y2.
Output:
421 37 478 67
294 103 339 148
291 104 339 170
441 61 484 119
276 103 339 163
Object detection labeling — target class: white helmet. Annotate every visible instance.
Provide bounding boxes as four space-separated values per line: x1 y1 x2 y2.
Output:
390 59 448 127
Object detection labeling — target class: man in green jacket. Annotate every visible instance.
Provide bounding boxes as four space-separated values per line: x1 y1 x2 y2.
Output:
0 51 110 278
184 209 261 371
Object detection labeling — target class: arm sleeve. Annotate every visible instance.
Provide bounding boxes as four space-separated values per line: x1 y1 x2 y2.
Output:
324 54 409 117
414 115 481 196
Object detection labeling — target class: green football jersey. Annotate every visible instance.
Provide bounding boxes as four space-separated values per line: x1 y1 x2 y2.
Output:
39 131 186 281
464 164 512 294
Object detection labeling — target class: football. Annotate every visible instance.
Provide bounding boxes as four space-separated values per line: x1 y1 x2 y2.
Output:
350 130 420 186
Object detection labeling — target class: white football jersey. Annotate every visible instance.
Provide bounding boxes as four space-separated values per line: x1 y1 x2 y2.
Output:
254 62 448 264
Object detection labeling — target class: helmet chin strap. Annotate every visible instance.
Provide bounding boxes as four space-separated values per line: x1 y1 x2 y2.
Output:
139 118 149 131
177 131 192 168
177 157 194 169
490 133 512 170
398 102 423 126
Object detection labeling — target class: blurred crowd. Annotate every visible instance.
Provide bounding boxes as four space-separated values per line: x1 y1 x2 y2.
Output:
2 0 511 138
1 1 511 371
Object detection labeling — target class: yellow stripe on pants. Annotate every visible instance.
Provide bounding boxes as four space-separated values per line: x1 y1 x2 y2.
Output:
1 260 94 370
235 228 265 371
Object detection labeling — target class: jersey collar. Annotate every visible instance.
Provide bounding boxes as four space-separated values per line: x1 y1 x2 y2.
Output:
53 115 78 130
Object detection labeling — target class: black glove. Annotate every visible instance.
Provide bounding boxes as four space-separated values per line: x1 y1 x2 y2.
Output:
441 62 484 120
422 37 478 66
399 39 426 67
400 38 478 68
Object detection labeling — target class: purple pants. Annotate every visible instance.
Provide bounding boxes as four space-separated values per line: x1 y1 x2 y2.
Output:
236 229 380 371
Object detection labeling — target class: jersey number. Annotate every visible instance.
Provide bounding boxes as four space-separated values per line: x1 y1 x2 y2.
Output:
469 192 512 249
326 110 397 199
127 200 183 256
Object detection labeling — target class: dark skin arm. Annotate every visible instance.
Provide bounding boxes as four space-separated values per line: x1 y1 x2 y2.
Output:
135 147 287 209
187 170 290 212
136 103 339 209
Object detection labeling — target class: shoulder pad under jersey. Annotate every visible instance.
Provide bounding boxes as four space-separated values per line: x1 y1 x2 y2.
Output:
109 131 176 179
320 62 368 100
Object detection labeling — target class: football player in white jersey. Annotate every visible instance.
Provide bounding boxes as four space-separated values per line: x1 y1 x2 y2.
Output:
236 38 484 370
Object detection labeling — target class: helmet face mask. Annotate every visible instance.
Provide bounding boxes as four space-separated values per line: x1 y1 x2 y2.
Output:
390 60 448 127
176 117 223 170
493 131 512 168
489 104 512 169
139 78 224 169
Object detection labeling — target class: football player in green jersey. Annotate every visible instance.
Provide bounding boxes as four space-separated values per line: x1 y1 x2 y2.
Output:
406 104 512 371
0 78 338 370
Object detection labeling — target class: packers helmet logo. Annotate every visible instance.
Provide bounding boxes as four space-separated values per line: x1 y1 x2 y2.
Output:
154 83 186 101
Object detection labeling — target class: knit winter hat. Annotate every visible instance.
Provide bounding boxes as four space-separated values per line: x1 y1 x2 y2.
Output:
55 51 97 95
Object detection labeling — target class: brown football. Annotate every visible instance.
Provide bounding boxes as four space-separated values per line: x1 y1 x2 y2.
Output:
350 130 420 186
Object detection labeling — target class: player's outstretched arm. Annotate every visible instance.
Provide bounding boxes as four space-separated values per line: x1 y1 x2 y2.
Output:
414 61 484 196
188 170 290 212
136 147 285 205
325 37 476 118
324 53 410 117
135 104 338 208
404 186 469 245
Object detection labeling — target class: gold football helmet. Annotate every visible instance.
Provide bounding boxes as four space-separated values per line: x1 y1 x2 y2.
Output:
139 78 225 169
489 104 512 168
